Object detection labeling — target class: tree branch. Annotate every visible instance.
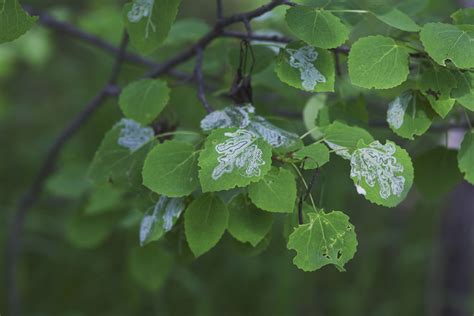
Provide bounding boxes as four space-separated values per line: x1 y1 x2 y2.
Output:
194 48 214 113
5 31 129 316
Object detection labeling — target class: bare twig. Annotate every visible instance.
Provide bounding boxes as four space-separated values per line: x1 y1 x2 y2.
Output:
194 48 214 113
6 31 129 316
216 0 223 20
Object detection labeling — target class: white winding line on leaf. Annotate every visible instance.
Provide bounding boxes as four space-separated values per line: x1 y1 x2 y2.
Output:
387 92 412 129
200 104 299 149
212 129 265 180
117 118 154 152
127 0 156 38
287 46 326 91
350 141 405 199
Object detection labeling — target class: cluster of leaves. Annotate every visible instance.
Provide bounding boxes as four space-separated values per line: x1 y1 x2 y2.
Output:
5 0 474 291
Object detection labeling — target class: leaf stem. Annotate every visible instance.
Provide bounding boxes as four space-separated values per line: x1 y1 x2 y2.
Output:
326 9 369 13
290 163 318 213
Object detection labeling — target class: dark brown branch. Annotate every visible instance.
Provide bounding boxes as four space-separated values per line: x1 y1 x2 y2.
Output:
194 48 214 113
6 32 129 316
146 0 290 78
216 0 223 20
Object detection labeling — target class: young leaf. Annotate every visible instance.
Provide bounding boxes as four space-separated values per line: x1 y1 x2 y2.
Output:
414 147 462 198
348 35 409 89
0 0 37 44
419 66 457 118
227 195 273 247
88 119 156 189
248 167 297 213
287 210 357 271
119 79 170 125
123 0 181 54
386 91 435 140
198 128 272 192
323 121 374 159
129 245 173 291
293 142 330 169
275 41 335 92
420 23 474 69
140 196 185 246
374 8 421 32
285 6 349 49
350 140 414 207
452 71 474 111
451 8 474 24
184 193 229 257
458 131 474 185
142 140 199 197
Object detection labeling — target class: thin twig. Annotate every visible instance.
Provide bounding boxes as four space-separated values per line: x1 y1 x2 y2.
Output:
194 48 214 113
5 31 130 316
216 0 223 20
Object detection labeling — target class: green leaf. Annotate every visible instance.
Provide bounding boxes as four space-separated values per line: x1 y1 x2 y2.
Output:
227 195 273 246
419 66 457 118
164 18 210 46
124 0 181 54
386 91 435 139
287 210 357 271
285 6 349 49
458 131 474 184
414 147 462 198
275 41 335 92
198 128 272 192
228 45 275 75
119 79 170 125
420 23 474 69
140 195 185 246
88 119 156 189
248 167 297 213
348 35 410 89
143 140 199 197
0 0 37 44
374 8 420 32
66 211 118 249
303 94 326 140
350 140 414 207
46 164 89 199
323 121 374 159
129 245 173 291
293 142 330 169
85 185 123 215
184 193 229 257
452 70 474 111
451 8 474 24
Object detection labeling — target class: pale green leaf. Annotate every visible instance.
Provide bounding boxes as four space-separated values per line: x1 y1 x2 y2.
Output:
451 8 474 24
420 23 474 69
248 167 297 213
419 66 457 118
198 128 272 192
164 18 210 46
142 140 199 197
139 195 185 246
184 193 229 257
285 6 349 49
287 210 357 271
350 140 414 207
129 245 173 291
452 70 474 111
458 131 474 184
0 0 37 44
88 119 156 189
227 195 273 246
348 35 409 89
124 0 181 54
374 8 420 32
386 91 435 139
323 121 374 159
275 41 335 92
119 79 170 125
293 142 330 169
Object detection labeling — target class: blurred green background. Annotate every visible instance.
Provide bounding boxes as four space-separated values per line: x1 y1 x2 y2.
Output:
1 0 473 315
